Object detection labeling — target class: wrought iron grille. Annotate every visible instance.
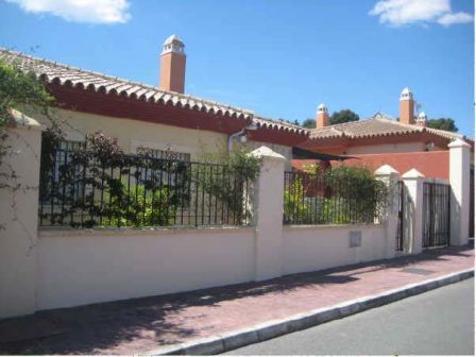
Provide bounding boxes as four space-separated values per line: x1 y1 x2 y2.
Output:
39 147 254 228
395 180 405 251
283 171 384 225
422 182 451 248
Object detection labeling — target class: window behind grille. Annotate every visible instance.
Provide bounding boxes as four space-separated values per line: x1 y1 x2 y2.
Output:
136 147 191 162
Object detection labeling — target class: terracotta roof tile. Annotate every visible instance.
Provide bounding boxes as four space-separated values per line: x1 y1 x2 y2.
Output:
0 48 254 119
309 113 470 143
253 116 308 135
1 48 310 136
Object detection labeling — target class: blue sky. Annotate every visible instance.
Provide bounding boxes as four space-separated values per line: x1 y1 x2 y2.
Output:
0 0 474 135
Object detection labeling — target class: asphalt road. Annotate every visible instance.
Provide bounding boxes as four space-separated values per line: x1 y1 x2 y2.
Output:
225 278 475 355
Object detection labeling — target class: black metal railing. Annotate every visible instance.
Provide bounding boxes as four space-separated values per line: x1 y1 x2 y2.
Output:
283 171 384 225
395 180 405 251
422 182 450 248
39 148 254 228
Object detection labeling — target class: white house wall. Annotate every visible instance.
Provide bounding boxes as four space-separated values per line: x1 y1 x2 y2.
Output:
35 108 293 162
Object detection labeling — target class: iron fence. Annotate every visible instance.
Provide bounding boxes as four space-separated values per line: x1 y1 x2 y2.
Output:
395 180 405 251
422 182 450 248
283 170 384 225
39 147 254 228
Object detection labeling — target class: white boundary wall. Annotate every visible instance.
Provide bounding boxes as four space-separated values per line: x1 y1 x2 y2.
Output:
1 116 470 318
283 224 387 275
37 228 255 310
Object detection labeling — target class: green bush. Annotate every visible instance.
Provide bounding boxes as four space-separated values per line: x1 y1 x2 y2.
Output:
100 183 177 227
324 166 387 223
283 166 387 225
196 149 260 224
283 177 311 224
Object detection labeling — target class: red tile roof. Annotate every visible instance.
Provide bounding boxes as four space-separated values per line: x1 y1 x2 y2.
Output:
309 113 470 143
0 48 308 136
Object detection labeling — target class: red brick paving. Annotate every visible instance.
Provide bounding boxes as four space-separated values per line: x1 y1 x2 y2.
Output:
0 246 473 355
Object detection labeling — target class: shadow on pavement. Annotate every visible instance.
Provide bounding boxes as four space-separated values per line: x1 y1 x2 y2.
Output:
0 245 472 354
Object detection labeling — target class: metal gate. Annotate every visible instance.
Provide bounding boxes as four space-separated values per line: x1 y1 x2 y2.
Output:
395 181 405 251
422 182 451 248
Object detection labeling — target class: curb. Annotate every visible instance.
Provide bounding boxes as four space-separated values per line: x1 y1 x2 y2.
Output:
149 268 474 355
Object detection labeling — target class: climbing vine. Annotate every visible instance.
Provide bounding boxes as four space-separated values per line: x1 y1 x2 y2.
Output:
0 57 62 230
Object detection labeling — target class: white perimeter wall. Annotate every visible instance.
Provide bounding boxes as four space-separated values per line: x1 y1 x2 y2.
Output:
37 227 255 310
35 224 390 311
283 224 387 275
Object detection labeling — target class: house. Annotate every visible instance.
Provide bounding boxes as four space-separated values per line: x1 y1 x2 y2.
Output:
297 88 473 179
1 35 471 178
0 35 308 166
295 89 474 238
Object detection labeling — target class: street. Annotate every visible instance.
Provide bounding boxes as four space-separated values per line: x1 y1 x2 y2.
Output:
226 278 475 355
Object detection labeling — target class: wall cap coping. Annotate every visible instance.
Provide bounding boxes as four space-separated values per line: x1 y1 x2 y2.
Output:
39 225 254 238
7 108 44 132
283 223 384 231
448 138 471 149
248 145 286 161
402 168 425 179
374 164 399 176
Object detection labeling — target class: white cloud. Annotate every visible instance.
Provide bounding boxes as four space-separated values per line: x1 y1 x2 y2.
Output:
437 12 474 26
369 0 473 27
5 0 131 24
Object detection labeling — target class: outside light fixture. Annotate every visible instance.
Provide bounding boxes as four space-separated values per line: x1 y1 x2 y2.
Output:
425 142 435 151
227 122 259 151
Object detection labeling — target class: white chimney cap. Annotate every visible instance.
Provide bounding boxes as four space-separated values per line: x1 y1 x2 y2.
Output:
400 87 413 101
417 111 427 120
317 103 328 113
162 34 185 55
164 34 184 45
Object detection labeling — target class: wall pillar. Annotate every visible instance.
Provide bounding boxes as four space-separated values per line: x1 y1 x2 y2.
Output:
374 165 400 259
249 146 286 281
402 168 425 254
0 110 43 318
448 138 471 246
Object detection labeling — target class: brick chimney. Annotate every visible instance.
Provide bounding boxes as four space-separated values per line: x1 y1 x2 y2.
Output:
159 34 186 93
316 104 329 128
399 87 415 125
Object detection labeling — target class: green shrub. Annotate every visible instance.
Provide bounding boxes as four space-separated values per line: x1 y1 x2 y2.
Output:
283 177 311 224
284 166 387 225
196 149 260 224
100 183 177 227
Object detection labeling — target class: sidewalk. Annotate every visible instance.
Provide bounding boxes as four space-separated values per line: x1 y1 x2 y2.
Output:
0 246 473 355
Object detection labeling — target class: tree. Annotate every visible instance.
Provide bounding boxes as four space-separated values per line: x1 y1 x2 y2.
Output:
0 58 60 186
302 118 316 128
278 118 300 126
427 118 458 132
0 59 54 129
329 109 359 125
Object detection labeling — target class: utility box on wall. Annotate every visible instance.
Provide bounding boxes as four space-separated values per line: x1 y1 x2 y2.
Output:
349 231 362 247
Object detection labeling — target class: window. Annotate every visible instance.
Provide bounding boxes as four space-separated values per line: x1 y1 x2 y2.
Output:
136 147 191 162
40 139 86 205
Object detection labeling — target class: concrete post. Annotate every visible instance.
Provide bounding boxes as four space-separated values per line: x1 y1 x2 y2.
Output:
448 138 471 246
374 164 400 259
0 110 43 318
402 169 425 254
249 146 286 281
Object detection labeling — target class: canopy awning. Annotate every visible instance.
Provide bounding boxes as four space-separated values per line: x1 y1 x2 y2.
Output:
292 147 351 161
